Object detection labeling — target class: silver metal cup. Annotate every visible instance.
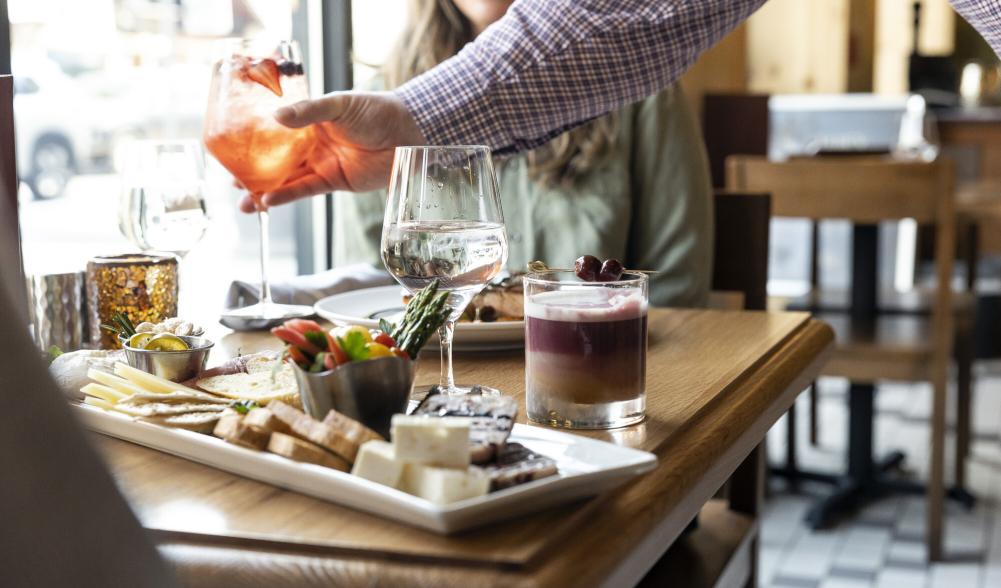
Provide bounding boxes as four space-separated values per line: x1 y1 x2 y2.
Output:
123 335 214 382
294 356 414 438
26 271 86 352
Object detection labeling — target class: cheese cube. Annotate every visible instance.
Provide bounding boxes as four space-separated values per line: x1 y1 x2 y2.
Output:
400 463 490 505
391 415 471 468
351 441 404 488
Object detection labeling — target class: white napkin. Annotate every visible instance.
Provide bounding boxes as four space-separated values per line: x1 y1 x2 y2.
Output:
224 263 396 309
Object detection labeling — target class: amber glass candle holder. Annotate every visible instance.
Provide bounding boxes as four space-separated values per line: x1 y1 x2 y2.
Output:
87 254 179 349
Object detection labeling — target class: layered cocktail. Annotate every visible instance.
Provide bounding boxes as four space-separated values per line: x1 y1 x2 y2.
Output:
525 271 648 429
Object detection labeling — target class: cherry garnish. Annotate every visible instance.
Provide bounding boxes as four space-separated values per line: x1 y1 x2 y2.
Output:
597 259 624 282
574 255 601 281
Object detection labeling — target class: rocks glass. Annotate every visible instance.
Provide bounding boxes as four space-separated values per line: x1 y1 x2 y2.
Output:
524 270 648 429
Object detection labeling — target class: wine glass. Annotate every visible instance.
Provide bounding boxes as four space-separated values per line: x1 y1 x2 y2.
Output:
381 146 509 395
119 139 209 257
202 39 316 329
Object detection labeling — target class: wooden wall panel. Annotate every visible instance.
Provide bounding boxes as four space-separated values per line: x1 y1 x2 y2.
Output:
848 0 877 92
680 24 749 122
746 0 851 94
874 0 956 95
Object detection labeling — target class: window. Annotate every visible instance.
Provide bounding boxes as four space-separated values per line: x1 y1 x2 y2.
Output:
9 0 326 324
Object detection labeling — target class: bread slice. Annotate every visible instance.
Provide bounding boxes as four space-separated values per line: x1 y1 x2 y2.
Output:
243 408 292 435
267 432 350 472
212 413 271 450
322 409 383 447
268 401 364 463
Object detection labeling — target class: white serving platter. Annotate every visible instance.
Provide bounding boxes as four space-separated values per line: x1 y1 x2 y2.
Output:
74 404 656 534
314 285 525 351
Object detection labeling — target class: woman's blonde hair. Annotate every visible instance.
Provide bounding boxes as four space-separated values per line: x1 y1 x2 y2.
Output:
383 0 619 187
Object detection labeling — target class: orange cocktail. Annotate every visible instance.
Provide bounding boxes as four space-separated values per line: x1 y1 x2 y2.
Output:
203 41 315 199
203 40 316 323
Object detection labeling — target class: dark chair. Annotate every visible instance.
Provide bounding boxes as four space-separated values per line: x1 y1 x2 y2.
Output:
702 94 770 189
710 191 771 311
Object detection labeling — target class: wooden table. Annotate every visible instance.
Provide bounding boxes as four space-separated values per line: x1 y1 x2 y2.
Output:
93 309 832 588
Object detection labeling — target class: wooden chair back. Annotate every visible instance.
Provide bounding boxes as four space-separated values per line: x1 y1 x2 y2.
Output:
725 156 952 224
711 191 771 311
725 154 956 382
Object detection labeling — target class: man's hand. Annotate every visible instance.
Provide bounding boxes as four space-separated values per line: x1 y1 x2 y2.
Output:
239 91 426 213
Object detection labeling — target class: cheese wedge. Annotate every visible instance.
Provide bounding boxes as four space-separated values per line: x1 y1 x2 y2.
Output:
80 382 128 404
400 463 490 505
83 396 116 411
351 440 404 488
87 369 147 398
114 362 201 395
391 415 471 468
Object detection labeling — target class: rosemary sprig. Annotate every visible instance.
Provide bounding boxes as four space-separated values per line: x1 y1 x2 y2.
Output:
99 311 137 339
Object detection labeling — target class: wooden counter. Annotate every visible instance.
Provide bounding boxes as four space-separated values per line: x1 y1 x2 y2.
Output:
93 309 833 587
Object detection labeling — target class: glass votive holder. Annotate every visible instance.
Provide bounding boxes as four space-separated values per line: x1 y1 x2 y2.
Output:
86 254 179 349
524 270 649 429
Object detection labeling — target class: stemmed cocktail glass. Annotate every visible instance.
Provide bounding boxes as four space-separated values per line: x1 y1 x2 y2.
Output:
203 39 316 329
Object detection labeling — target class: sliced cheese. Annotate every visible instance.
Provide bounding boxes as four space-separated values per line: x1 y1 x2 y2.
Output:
83 396 116 411
114 362 201 395
351 440 404 488
87 368 147 397
391 415 471 468
80 382 128 404
400 463 490 505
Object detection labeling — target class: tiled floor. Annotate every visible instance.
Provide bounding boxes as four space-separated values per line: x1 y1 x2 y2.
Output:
760 363 1001 588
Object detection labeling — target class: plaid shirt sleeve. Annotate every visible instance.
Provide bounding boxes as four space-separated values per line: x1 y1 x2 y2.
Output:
395 0 767 155
951 1 1001 57
396 0 1001 155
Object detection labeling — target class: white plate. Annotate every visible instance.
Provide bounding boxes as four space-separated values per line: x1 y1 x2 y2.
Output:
74 405 656 534
315 285 525 351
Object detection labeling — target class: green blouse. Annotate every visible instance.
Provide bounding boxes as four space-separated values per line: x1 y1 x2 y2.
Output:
332 83 713 307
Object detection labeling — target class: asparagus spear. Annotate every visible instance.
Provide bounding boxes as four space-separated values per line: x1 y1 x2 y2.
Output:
388 280 450 359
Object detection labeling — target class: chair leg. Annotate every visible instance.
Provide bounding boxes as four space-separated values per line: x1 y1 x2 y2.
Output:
809 381 819 447
786 403 798 490
955 330 973 490
928 375 948 561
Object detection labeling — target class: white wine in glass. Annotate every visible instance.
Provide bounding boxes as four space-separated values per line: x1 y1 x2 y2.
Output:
381 146 508 395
